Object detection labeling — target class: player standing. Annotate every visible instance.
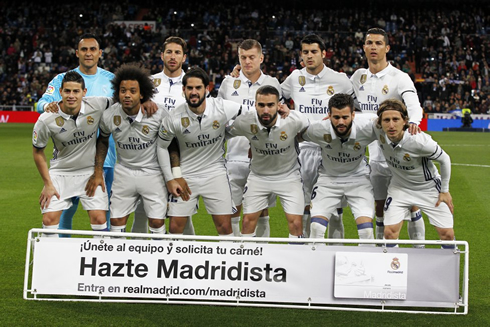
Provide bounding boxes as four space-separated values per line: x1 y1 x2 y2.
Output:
351 28 425 243
281 34 354 238
218 39 281 237
157 67 242 237
33 71 111 236
228 85 308 239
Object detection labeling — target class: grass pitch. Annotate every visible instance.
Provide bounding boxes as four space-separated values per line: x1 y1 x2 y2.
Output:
1 123 489 326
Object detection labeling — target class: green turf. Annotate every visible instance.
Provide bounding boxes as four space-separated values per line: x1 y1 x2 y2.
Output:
1 124 489 326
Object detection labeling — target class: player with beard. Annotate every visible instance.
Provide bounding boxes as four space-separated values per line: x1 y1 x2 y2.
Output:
157 67 242 236
300 93 377 243
227 85 308 239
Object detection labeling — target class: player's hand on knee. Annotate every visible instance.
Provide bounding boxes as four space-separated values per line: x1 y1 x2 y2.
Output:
40 185 60 209
436 192 454 214
85 173 105 197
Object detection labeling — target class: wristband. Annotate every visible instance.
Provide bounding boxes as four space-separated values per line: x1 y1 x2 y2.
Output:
172 167 182 178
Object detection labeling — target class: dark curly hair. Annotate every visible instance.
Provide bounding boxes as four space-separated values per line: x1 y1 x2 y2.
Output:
111 63 155 103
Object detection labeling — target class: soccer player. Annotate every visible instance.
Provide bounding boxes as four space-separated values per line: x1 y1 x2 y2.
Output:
157 67 242 237
131 36 195 235
218 39 282 237
281 34 354 238
300 93 376 244
375 99 454 246
88 64 183 235
33 71 111 236
227 85 308 239
351 28 425 243
37 34 116 235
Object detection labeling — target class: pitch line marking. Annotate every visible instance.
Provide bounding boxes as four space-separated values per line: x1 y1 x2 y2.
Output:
452 163 490 168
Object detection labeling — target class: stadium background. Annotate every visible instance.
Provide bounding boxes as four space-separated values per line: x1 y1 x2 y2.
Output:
1 0 489 325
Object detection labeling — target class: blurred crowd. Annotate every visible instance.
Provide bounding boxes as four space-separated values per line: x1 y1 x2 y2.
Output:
0 0 489 114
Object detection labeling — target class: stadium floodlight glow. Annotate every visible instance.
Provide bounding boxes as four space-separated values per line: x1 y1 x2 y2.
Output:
174 11 177 15
191 24 194 27
79 14 83 18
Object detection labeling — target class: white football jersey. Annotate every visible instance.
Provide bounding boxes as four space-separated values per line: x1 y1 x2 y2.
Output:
302 116 377 181
218 71 281 162
373 128 450 192
151 71 186 111
158 97 242 178
351 63 423 124
99 103 168 173
281 65 354 148
228 110 309 179
32 97 112 175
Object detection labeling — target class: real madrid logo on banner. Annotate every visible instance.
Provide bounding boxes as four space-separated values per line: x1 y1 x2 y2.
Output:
114 115 121 126
391 257 400 270
250 124 259 134
181 117 190 128
86 116 94 125
403 153 411 161
360 74 367 84
153 78 161 87
298 76 306 86
213 120 220 129
233 80 241 89
280 131 288 141
353 142 361 151
55 117 64 127
324 134 332 143
142 125 150 135
327 86 334 96
382 85 389 95
379 134 386 144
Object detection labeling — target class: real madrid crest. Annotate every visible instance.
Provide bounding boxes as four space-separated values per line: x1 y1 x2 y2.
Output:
280 131 288 141
233 80 241 89
153 78 161 87
403 153 411 161
55 117 64 127
142 125 150 135
250 124 259 134
181 117 190 128
324 134 332 143
360 74 367 84
87 116 94 125
327 85 334 96
391 257 400 270
379 134 386 144
353 142 361 151
114 115 121 126
298 76 306 86
213 120 220 129
382 85 389 95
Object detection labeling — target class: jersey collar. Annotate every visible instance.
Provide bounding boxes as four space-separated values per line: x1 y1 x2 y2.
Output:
239 70 265 86
119 105 144 123
163 71 185 85
58 101 86 120
303 64 327 81
368 63 393 79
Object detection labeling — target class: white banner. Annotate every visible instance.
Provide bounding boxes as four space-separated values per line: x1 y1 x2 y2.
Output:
32 238 333 303
334 252 408 300
29 236 462 308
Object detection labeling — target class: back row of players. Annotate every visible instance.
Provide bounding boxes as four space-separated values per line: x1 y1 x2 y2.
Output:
33 30 455 245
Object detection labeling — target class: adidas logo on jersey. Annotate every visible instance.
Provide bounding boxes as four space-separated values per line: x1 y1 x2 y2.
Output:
115 127 122 133
183 129 190 134
325 144 332 149
359 86 364 91
299 87 305 92
231 91 239 96
252 135 259 140
59 128 67 133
